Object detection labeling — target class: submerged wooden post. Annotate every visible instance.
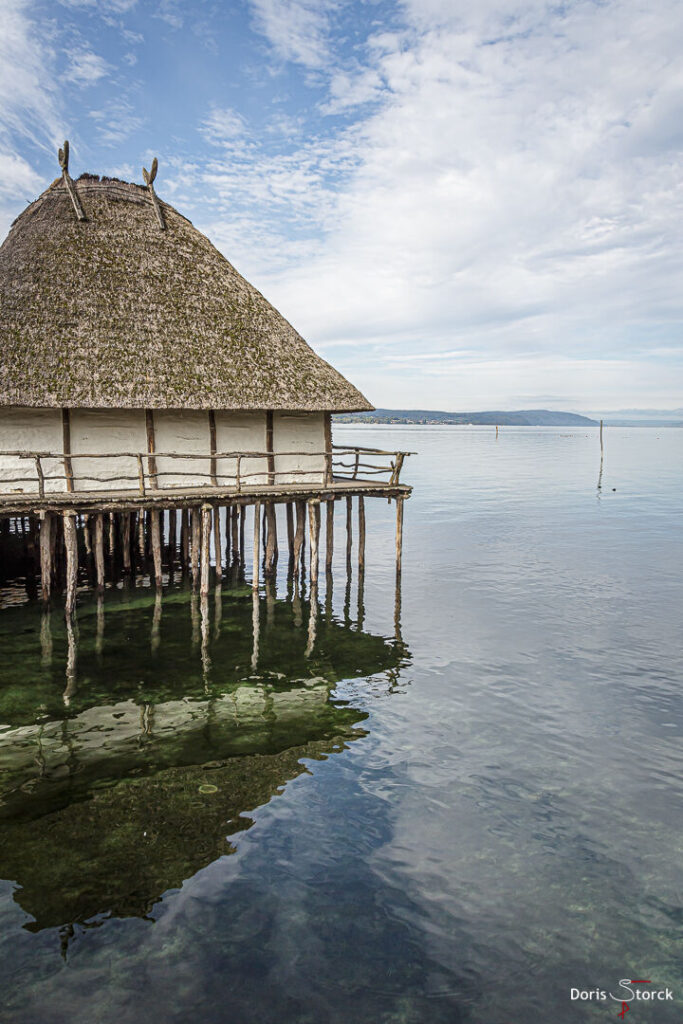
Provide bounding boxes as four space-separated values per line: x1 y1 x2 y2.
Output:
39 512 52 602
308 500 320 586
286 502 294 560
346 495 353 570
63 513 78 618
252 501 261 590
94 513 105 593
326 499 334 572
395 496 404 575
151 509 162 587
213 507 222 579
239 506 245 563
191 507 200 584
293 500 306 576
200 505 211 595
358 496 366 573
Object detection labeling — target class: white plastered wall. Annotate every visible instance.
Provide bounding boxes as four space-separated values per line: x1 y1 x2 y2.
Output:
273 412 326 485
70 409 147 491
0 408 65 494
153 410 212 489
214 411 268 486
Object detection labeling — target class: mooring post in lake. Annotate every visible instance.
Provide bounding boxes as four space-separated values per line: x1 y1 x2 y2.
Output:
252 501 261 590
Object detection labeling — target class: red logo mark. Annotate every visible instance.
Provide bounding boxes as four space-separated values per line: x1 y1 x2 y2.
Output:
618 1003 629 1019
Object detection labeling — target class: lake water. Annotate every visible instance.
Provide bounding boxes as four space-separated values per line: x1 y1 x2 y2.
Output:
0 425 681 1023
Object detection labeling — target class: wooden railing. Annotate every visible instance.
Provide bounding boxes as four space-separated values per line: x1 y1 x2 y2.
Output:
0 446 411 497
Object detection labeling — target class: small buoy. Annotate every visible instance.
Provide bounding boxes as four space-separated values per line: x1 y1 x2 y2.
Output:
612 488 616 491
198 783 218 795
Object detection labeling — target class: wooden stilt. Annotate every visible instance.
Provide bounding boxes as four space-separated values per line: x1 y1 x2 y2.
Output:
200 505 211 595
138 511 146 561
326 499 334 572
239 506 245 564
265 502 277 576
252 501 261 590
251 587 260 672
395 496 404 575
108 512 115 557
168 508 177 572
151 509 162 587
63 513 78 618
286 502 294 560
358 496 366 572
39 512 52 602
346 495 353 570
191 508 200 584
231 505 239 561
122 512 131 573
213 507 222 579
181 508 189 569
293 500 305 576
308 500 320 586
94 513 105 593
83 514 93 556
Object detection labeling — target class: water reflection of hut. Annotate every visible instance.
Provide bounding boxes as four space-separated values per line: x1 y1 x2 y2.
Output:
0 143 411 611
0 584 409 933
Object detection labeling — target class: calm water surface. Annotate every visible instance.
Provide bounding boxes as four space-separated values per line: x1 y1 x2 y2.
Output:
0 426 681 1023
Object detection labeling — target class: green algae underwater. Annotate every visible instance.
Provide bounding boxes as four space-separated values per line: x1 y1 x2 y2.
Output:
0 572 407 937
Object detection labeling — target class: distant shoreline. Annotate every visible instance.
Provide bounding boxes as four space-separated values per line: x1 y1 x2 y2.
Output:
334 408 597 427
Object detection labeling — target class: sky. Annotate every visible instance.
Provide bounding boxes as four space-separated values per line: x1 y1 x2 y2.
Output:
1 0 682 413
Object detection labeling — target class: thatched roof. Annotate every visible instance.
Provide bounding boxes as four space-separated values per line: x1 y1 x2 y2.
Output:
0 172 372 412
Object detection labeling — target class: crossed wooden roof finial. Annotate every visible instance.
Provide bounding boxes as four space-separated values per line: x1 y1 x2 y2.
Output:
142 157 166 230
57 140 86 221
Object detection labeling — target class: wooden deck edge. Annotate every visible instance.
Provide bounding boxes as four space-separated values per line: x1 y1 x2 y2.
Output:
0 480 412 516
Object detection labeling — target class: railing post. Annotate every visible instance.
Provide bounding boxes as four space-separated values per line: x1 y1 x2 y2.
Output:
394 452 405 484
353 449 360 480
34 455 45 498
137 454 146 495
236 454 242 492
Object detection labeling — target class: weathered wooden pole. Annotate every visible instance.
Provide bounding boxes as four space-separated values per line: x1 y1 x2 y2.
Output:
94 513 105 593
600 418 604 454
305 582 318 658
251 586 260 672
83 514 93 556
191 508 201 584
239 506 246 563
231 505 239 561
63 513 78 618
168 508 177 566
39 512 52 602
286 503 294 561
138 511 146 562
346 495 353 570
122 512 131 573
395 496 404 575
108 513 115 558
213 507 223 579
252 501 261 590
200 505 211 595
293 500 306 576
358 496 366 573
151 509 163 587
326 500 334 572
308 500 320 586
265 503 277 576
180 508 189 569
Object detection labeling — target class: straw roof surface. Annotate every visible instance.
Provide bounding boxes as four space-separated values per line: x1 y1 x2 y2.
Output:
0 174 372 412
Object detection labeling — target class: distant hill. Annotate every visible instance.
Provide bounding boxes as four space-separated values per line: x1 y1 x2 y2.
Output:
334 408 598 426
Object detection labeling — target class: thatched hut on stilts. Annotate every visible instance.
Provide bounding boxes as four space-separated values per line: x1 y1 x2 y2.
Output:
0 143 411 613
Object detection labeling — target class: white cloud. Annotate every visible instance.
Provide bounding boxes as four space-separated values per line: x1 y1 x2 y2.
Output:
64 48 110 85
88 100 144 145
200 107 248 146
248 0 337 69
220 0 683 409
